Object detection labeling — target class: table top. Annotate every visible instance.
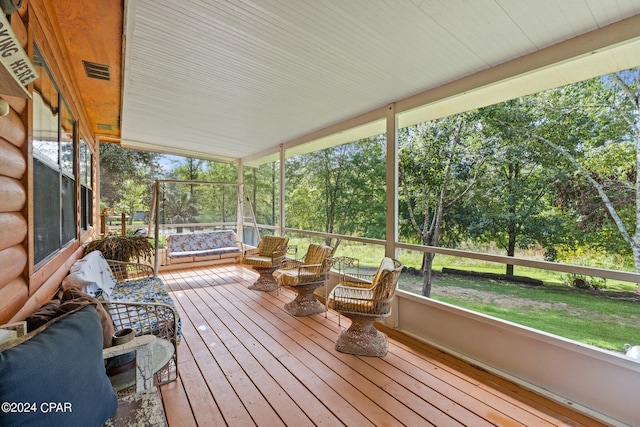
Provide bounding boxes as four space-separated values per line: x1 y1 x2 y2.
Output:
108 338 174 392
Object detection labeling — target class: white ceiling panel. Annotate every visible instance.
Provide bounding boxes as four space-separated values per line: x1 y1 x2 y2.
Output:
121 0 640 164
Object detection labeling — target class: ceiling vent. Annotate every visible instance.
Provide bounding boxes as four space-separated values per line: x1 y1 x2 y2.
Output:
82 60 111 81
97 123 114 131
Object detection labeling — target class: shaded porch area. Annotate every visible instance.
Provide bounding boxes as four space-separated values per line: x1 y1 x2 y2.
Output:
157 264 604 426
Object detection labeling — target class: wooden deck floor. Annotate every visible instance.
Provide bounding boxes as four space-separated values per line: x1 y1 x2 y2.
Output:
157 264 605 427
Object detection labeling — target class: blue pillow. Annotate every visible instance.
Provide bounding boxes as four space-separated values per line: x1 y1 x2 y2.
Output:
0 305 118 426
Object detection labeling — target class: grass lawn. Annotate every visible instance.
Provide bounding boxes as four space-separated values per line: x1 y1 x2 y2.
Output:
399 271 640 352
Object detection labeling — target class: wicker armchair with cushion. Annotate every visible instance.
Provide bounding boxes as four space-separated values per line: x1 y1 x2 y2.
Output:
242 235 290 291
327 257 403 357
273 243 335 316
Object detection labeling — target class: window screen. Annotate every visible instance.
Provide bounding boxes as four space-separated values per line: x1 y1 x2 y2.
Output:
33 159 61 264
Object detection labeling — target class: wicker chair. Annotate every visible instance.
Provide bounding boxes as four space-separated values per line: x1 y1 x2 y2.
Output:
242 235 290 291
103 260 179 391
274 243 335 316
327 257 403 357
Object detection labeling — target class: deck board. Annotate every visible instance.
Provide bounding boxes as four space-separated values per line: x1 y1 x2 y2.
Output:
159 264 606 427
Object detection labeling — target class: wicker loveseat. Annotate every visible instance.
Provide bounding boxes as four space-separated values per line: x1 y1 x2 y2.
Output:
63 250 180 386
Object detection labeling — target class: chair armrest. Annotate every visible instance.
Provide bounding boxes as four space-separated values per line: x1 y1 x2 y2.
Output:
103 335 156 393
329 285 393 316
341 278 374 289
103 334 156 358
296 262 324 275
286 245 298 260
272 244 289 258
106 260 154 283
103 301 177 347
276 262 324 275
243 247 259 257
295 263 332 284
281 258 304 269
103 300 179 388
331 284 374 300
337 267 376 288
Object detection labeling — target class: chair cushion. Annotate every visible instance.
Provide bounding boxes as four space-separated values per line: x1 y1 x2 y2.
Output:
330 299 375 313
303 243 333 265
273 268 300 286
167 230 238 253
0 305 118 426
257 235 288 257
328 286 375 312
372 257 396 287
109 277 183 341
244 255 277 268
371 257 399 300
273 268 326 286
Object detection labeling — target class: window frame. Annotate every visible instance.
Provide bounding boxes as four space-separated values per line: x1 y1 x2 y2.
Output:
32 44 78 268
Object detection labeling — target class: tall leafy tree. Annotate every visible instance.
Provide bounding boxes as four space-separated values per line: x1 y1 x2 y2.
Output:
171 158 206 188
286 136 386 248
512 69 639 272
116 178 148 225
99 143 160 214
468 101 573 275
244 162 279 226
201 162 238 223
398 113 489 296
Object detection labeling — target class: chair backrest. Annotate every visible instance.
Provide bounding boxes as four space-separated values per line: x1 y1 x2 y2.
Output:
257 235 289 256
303 243 335 266
371 257 403 301
296 243 335 278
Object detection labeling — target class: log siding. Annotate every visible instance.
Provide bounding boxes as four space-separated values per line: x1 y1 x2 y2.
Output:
0 2 98 323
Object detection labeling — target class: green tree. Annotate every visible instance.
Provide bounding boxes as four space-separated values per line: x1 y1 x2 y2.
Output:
244 162 279 226
513 69 639 273
398 114 488 296
467 101 573 275
116 178 148 225
286 136 386 248
201 162 238 223
171 158 205 182
99 143 160 213
160 183 199 232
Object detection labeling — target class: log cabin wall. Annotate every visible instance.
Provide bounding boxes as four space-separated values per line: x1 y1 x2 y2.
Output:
0 1 99 324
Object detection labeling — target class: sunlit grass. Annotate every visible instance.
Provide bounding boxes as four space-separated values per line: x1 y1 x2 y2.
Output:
399 272 640 352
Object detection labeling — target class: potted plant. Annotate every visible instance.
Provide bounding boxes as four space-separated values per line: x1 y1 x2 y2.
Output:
84 233 154 264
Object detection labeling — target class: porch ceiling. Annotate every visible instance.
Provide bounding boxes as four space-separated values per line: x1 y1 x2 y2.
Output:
111 2 640 162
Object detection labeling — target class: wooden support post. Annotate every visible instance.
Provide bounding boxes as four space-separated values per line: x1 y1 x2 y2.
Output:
100 213 106 236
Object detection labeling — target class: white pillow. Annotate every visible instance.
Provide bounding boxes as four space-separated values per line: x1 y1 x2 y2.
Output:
62 270 100 298
65 251 117 300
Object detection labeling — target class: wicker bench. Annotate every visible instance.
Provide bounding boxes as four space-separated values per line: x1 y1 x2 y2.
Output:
63 251 180 387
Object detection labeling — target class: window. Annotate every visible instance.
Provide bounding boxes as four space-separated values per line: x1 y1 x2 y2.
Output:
32 45 77 266
80 139 93 231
